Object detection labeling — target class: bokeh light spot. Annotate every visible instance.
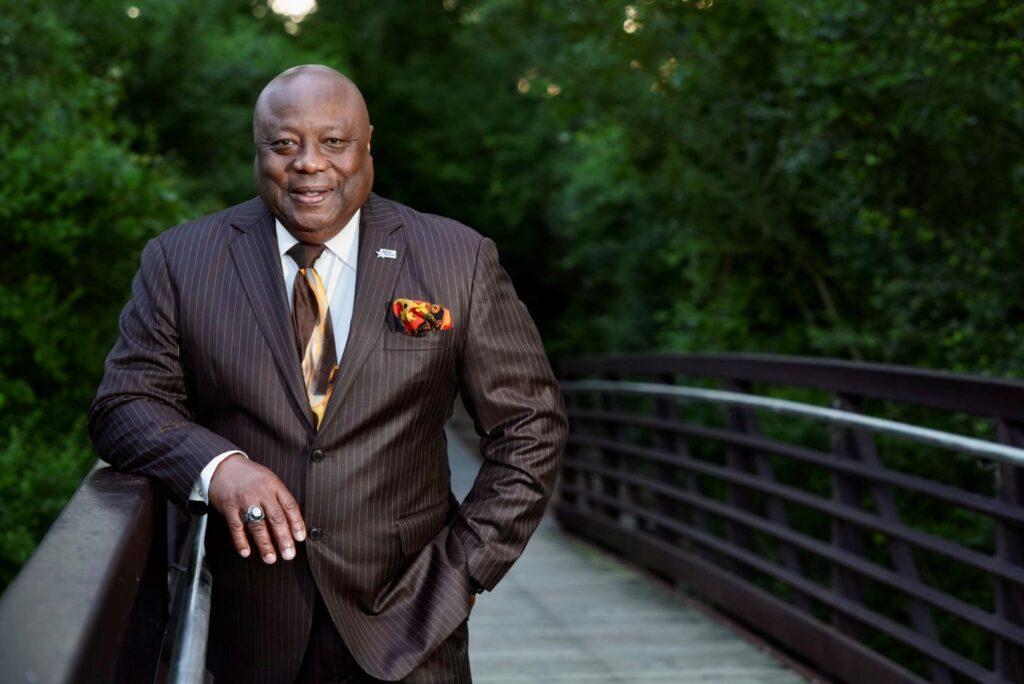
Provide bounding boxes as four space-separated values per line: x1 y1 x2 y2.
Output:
270 0 317 23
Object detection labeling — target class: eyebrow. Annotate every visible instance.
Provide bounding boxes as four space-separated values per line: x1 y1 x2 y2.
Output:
267 123 353 136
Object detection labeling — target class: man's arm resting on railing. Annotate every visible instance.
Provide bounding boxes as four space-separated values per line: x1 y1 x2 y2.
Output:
89 238 306 565
87 236 244 516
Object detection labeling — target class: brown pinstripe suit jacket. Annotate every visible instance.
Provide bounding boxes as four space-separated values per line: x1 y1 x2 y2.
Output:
87 192 568 682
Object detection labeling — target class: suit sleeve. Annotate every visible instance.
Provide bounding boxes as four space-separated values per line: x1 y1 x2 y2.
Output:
451 236 569 591
87 236 243 515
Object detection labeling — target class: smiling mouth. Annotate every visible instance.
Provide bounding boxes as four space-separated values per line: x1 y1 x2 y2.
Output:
290 188 333 205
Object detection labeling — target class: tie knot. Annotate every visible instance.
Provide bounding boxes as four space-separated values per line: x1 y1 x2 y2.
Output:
286 242 327 269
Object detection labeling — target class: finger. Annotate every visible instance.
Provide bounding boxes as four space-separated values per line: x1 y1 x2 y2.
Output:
246 518 278 564
262 500 296 561
277 488 306 542
225 506 251 558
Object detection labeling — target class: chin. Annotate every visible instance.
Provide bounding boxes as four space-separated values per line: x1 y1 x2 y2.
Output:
287 211 349 238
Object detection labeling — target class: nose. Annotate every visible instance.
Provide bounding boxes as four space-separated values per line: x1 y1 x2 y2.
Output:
292 142 329 174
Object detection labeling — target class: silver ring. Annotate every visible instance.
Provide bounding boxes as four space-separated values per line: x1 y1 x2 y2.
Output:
243 505 266 525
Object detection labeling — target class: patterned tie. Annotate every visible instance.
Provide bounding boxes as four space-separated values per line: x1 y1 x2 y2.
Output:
286 242 339 428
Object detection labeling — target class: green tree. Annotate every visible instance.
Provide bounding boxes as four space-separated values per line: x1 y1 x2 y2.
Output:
0 3 193 585
0 0 316 587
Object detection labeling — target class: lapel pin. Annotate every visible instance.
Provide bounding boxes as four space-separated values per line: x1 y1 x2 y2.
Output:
376 248 397 259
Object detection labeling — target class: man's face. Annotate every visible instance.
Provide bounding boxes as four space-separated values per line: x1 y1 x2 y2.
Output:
254 75 374 244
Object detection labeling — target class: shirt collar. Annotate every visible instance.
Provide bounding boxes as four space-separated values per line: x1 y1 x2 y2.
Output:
275 208 361 271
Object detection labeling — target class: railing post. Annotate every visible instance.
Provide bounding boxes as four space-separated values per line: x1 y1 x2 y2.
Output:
721 380 762 582
597 371 625 525
829 393 868 639
724 380 812 613
652 373 695 547
996 419 1024 682
834 395 951 682
558 369 581 513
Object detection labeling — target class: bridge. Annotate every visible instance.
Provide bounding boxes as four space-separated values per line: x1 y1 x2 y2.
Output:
1 354 1022 683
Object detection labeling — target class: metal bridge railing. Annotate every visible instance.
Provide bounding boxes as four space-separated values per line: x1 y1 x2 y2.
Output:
556 353 1024 684
167 514 213 684
0 462 210 684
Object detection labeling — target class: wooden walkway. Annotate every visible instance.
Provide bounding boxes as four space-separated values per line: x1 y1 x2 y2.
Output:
445 424 809 684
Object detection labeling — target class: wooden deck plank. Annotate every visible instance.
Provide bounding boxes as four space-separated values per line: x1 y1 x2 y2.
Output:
446 425 809 684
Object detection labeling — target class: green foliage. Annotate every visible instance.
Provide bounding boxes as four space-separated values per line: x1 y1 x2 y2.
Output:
0 414 94 579
0 0 315 587
62 0 334 206
513 0 1024 372
0 3 193 584
297 1 1024 373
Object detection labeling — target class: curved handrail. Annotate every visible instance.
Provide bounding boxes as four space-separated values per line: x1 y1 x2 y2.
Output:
561 379 1024 466
558 352 1024 420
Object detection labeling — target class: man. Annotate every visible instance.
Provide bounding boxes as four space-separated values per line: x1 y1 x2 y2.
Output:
87 64 567 683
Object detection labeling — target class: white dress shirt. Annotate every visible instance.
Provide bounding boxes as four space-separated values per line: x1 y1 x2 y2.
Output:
188 209 361 505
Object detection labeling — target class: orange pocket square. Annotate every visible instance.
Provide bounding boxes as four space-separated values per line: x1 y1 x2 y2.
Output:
391 298 453 336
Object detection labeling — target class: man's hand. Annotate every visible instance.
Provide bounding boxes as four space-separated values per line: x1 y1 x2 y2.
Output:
209 453 306 564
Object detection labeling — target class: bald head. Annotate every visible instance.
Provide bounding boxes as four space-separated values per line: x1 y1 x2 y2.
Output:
253 64 374 244
253 64 370 140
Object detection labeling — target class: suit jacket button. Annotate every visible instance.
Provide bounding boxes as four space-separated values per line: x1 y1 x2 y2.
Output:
311 448 325 463
308 527 323 541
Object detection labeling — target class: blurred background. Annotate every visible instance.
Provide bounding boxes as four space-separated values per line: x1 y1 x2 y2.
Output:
1 0 1022 608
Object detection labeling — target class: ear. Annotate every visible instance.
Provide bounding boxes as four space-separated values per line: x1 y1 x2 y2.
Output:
367 124 374 152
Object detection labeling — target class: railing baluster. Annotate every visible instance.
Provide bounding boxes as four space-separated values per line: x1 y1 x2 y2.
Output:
559 376 581 511
829 392 869 639
996 419 1024 683
722 379 760 582
607 380 646 531
597 370 624 522
835 395 952 683
653 373 706 551
726 380 812 613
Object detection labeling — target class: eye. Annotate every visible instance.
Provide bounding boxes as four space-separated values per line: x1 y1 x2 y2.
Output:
270 138 296 149
325 137 349 146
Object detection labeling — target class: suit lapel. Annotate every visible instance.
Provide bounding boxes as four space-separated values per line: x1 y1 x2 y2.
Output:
229 200 318 430
317 193 405 434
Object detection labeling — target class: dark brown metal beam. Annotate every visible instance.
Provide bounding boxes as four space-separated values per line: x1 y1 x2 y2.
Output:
0 462 166 684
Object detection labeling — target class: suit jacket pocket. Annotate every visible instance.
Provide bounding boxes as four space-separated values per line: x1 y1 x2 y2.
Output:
395 499 449 557
382 330 446 351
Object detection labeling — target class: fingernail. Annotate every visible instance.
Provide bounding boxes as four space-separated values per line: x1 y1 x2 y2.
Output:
295 529 306 541
264 553 276 564
240 548 250 558
283 547 295 560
